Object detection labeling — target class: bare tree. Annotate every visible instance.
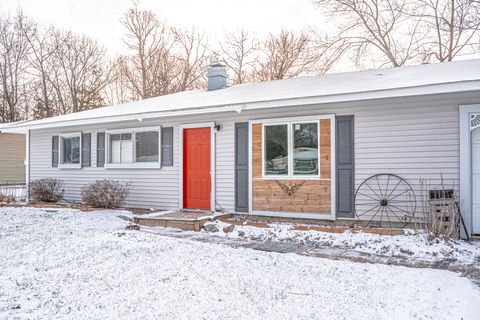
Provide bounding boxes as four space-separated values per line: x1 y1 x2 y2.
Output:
119 4 208 100
49 30 111 113
416 0 480 62
315 0 423 68
219 30 257 84
103 56 136 105
120 5 172 99
254 29 321 81
172 27 208 91
0 11 112 121
20 19 59 119
0 12 31 122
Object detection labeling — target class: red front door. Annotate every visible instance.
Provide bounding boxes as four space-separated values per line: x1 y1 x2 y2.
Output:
183 127 211 210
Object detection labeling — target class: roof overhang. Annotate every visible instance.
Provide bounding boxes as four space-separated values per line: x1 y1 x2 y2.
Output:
2 79 480 133
1 105 244 132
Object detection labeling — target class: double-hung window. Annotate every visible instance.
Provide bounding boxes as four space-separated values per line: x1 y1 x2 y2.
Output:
109 133 133 164
264 121 319 178
105 127 161 168
59 132 82 168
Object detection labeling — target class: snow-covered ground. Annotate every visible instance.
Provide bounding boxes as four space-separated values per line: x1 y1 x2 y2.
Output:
1 207 479 319
204 220 480 264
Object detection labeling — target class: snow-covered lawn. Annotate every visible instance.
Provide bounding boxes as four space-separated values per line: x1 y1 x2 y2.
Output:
1 207 479 319
205 220 480 264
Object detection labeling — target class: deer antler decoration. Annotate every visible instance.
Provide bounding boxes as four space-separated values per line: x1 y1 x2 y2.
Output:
275 180 305 196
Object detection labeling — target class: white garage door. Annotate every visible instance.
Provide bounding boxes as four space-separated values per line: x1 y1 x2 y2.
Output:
472 127 480 234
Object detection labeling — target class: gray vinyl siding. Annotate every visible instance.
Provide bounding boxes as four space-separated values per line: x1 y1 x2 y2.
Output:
30 123 180 209
215 119 236 211
28 91 480 215
352 101 461 221
29 119 237 210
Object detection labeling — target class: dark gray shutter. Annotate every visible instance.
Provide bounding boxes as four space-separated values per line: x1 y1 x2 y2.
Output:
336 115 355 218
161 127 173 166
235 122 249 212
97 132 105 167
82 133 91 168
52 135 59 167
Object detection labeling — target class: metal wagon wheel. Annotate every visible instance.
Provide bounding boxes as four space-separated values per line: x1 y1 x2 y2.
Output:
354 174 416 229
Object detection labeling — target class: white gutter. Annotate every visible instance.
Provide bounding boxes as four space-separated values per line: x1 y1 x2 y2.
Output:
0 120 33 132
1 104 244 132
240 80 480 111
2 80 480 132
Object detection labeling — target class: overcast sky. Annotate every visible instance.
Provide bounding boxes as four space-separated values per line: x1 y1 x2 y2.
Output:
0 0 325 56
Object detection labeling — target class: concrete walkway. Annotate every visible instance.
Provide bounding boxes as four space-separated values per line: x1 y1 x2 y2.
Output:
139 225 480 286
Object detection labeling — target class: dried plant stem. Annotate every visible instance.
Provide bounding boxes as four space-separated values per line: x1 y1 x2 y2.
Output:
418 174 459 240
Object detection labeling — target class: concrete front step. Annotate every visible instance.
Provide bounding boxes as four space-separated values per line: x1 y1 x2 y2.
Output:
133 212 231 231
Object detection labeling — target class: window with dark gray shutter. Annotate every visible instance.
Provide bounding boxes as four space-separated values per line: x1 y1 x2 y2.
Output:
52 135 59 167
82 133 91 167
97 132 105 167
161 127 173 166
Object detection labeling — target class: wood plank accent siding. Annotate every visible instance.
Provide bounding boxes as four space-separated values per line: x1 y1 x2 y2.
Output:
252 120 332 214
320 119 331 179
253 180 331 213
0 133 26 184
252 124 263 178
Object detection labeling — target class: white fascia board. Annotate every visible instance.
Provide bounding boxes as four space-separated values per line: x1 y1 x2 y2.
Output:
240 81 480 112
3 80 480 133
1 105 242 132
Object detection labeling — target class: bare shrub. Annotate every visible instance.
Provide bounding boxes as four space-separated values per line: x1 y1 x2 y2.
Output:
30 178 64 203
81 179 129 209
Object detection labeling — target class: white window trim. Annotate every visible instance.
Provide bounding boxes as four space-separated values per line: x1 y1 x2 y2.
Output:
261 120 321 179
249 114 336 221
104 126 162 169
58 132 82 169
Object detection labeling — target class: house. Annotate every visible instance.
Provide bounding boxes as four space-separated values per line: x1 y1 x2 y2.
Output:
0 123 26 184
2 60 480 237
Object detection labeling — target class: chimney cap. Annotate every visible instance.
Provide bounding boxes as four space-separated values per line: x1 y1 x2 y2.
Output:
209 62 226 68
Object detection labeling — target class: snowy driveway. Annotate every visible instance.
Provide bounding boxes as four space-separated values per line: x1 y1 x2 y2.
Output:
0 207 479 319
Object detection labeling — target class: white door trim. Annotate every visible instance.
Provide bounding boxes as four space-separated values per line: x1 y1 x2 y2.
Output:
25 130 30 202
178 122 216 212
459 104 480 237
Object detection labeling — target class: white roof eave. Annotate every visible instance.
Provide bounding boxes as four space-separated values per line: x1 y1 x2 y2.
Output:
1 104 243 132
2 79 480 133
242 80 480 111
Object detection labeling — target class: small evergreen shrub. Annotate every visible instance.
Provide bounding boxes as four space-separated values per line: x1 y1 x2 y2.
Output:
30 178 64 203
81 179 129 208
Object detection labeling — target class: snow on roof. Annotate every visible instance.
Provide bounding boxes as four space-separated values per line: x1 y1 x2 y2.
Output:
5 59 480 131
0 120 31 131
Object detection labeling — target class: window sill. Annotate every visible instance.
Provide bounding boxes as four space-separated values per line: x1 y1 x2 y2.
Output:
260 175 324 180
58 164 82 169
104 162 161 169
